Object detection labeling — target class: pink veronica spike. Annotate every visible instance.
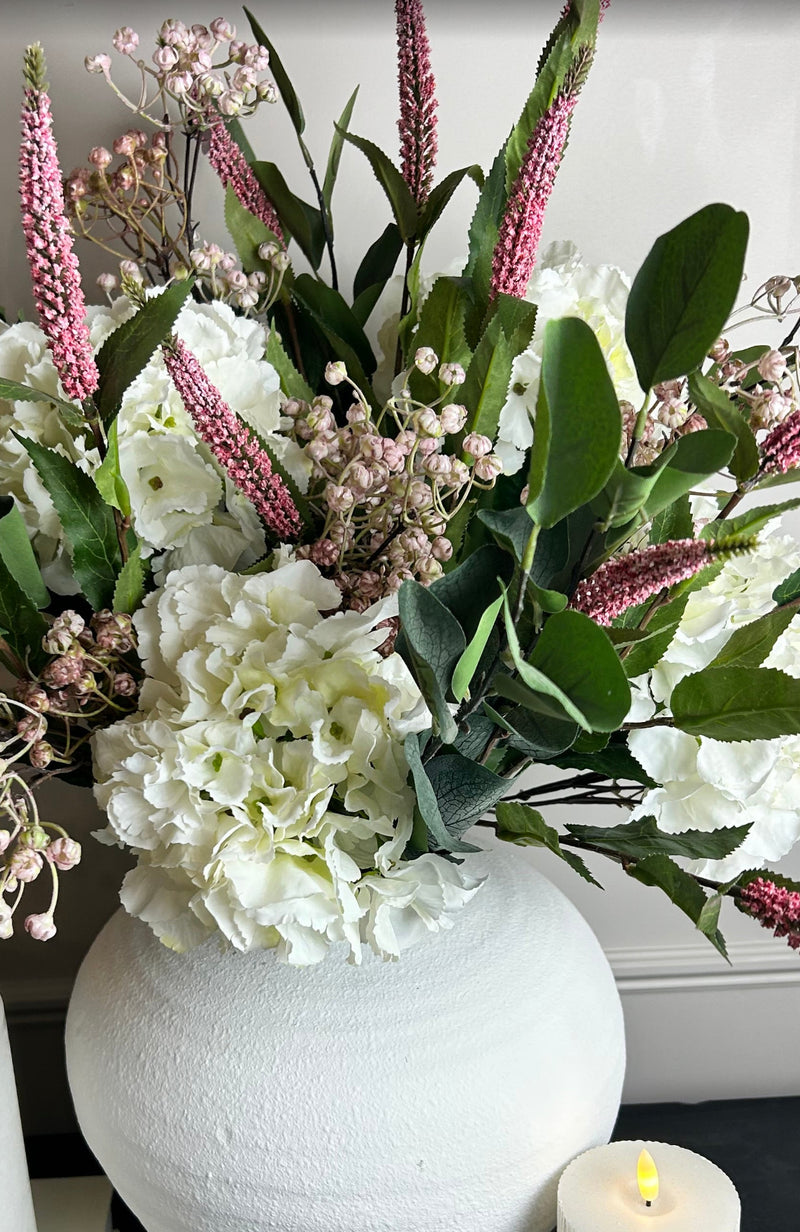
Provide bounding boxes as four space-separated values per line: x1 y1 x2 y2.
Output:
395 0 438 206
207 122 285 243
571 539 717 626
740 878 800 951
163 338 300 540
760 408 800 476
19 44 98 403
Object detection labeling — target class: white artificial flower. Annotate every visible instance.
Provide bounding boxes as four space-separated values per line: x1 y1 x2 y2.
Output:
93 562 480 964
494 241 642 474
0 296 309 593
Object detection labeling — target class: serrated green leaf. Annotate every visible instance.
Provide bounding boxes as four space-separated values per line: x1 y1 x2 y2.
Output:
404 731 481 854
463 146 506 345
93 418 130 518
774 568 800 607
700 497 800 543
495 801 600 886
460 317 515 444
625 203 749 391
244 9 305 134
322 85 359 211
0 378 87 432
550 742 657 785
672 665 800 741
566 815 750 862
224 185 281 273
527 317 622 529
709 606 798 670
16 436 121 609
411 277 472 406
418 165 483 239
398 580 465 744
335 128 418 243
687 370 759 483
265 328 314 403
620 591 691 679
627 853 727 956
95 281 195 422
650 493 693 544
292 273 377 383
251 162 326 270
0 497 48 608
112 544 146 615
0 552 47 669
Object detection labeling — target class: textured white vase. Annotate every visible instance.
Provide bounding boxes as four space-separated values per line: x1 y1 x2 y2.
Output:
65 834 625 1232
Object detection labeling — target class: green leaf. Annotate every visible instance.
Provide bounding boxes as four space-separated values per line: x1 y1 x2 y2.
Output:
526 317 622 529
460 316 515 444
566 815 750 862
265 328 314 402
687 371 759 483
628 853 728 956
0 378 87 433
0 497 48 608
591 450 677 531
352 223 404 325
650 493 693 544
16 436 121 609
112 544 146 615
292 273 377 386
463 147 506 344
625 203 749 391
425 752 509 836
495 801 600 886
335 128 418 243
487 293 539 358
700 497 800 543
411 277 472 406
224 116 256 163
95 282 195 423
93 418 131 518
251 162 326 270
478 506 534 562
418 165 483 239
244 9 305 134
398 581 466 745
774 568 800 607
322 85 359 211
0 553 47 669
619 591 692 679
452 595 503 702
429 544 513 641
224 185 281 273
526 608 631 732
551 742 656 786
404 732 481 854
642 429 736 521
709 607 798 670
483 701 577 760
672 665 800 741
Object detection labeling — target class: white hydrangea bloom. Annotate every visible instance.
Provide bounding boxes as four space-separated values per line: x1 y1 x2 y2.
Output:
0 297 310 592
93 561 482 964
494 241 642 474
626 533 800 877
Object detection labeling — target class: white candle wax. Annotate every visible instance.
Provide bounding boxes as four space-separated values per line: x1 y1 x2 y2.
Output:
557 1140 740 1232
0 996 38 1232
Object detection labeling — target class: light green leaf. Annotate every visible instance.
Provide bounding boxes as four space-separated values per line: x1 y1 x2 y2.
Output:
526 317 622 529
625 203 749 391
672 665 800 741
0 497 48 607
460 316 515 444
93 418 130 518
265 328 314 403
322 85 359 210
112 544 146 615
16 436 121 609
95 281 195 422
410 277 472 406
452 595 503 702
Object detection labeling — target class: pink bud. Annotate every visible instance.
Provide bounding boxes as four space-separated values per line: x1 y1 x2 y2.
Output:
439 403 467 434
85 53 112 75
89 146 113 169
758 349 788 384
0 911 13 941
218 90 244 116
153 45 179 71
113 133 137 157
166 71 194 96
210 18 236 40
474 453 503 481
415 408 443 438
232 66 258 93
325 361 348 386
225 269 248 290
112 27 139 56
431 536 453 562
414 346 438 375
24 913 57 942
439 363 465 386
326 484 355 513
30 741 54 769
463 432 492 459
96 272 118 294
9 848 43 883
46 837 82 871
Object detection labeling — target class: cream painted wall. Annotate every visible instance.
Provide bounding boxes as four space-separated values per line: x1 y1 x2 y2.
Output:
1 0 800 1109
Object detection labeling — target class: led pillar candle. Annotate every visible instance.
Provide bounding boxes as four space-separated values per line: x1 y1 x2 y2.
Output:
557 1140 740 1231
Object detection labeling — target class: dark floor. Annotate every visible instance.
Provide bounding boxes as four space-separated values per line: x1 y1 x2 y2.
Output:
27 1097 800 1231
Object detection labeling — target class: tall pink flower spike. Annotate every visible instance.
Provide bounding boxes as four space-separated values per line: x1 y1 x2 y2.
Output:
207 121 285 243
163 337 300 540
395 0 438 206
19 44 99 403
571 539 717 626
490 0 610 300
760 408 800 476
740 877 800 950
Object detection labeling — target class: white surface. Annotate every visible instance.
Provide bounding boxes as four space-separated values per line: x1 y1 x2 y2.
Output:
31 1176 113 1232
557 1141 741 1232
0 998 37 1232
65 835 625 1232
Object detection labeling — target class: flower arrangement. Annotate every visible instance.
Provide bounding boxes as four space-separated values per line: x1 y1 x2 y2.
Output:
3 0 800 965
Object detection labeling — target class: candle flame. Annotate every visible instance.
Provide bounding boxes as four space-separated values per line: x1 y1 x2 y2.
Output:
637 1148 659 1204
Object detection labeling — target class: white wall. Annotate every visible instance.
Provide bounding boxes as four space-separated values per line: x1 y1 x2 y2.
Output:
1 0 800 1110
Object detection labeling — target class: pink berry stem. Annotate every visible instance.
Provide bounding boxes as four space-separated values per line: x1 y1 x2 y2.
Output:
571 539 717 626
207 121 285 244
395 0 438 207
739 877 800 951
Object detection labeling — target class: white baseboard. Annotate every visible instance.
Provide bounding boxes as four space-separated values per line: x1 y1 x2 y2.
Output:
607 937 800 993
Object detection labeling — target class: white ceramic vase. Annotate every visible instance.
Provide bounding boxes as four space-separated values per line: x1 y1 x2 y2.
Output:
65 834 625 1232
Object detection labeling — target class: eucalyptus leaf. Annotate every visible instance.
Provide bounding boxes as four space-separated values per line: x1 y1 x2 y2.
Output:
404 732 481 854
398 581 465 744
495 801 600 886
429 544 512 641
672 665 800 741
687 370 759 483
625 203 749 391
94 280 195 422
526 608 631 732
16 436 121 609
642 430 736 521
550 742 657 786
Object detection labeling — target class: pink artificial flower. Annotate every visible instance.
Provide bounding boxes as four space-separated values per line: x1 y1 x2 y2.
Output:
395 0 438 205
19 44 98 403
739 877 800 951
163 338 300 540
207 121 284 243
571 539 717 626
24 913 57 941
760 408 800 476
45 837 82 870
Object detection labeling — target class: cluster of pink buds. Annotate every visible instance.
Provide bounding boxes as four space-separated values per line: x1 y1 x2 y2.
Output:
85 19 277 126
184 240 286 312
12 609 140 771
739 877 800 950
0 701 84 943
289 349 502 609
709 338 798 438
